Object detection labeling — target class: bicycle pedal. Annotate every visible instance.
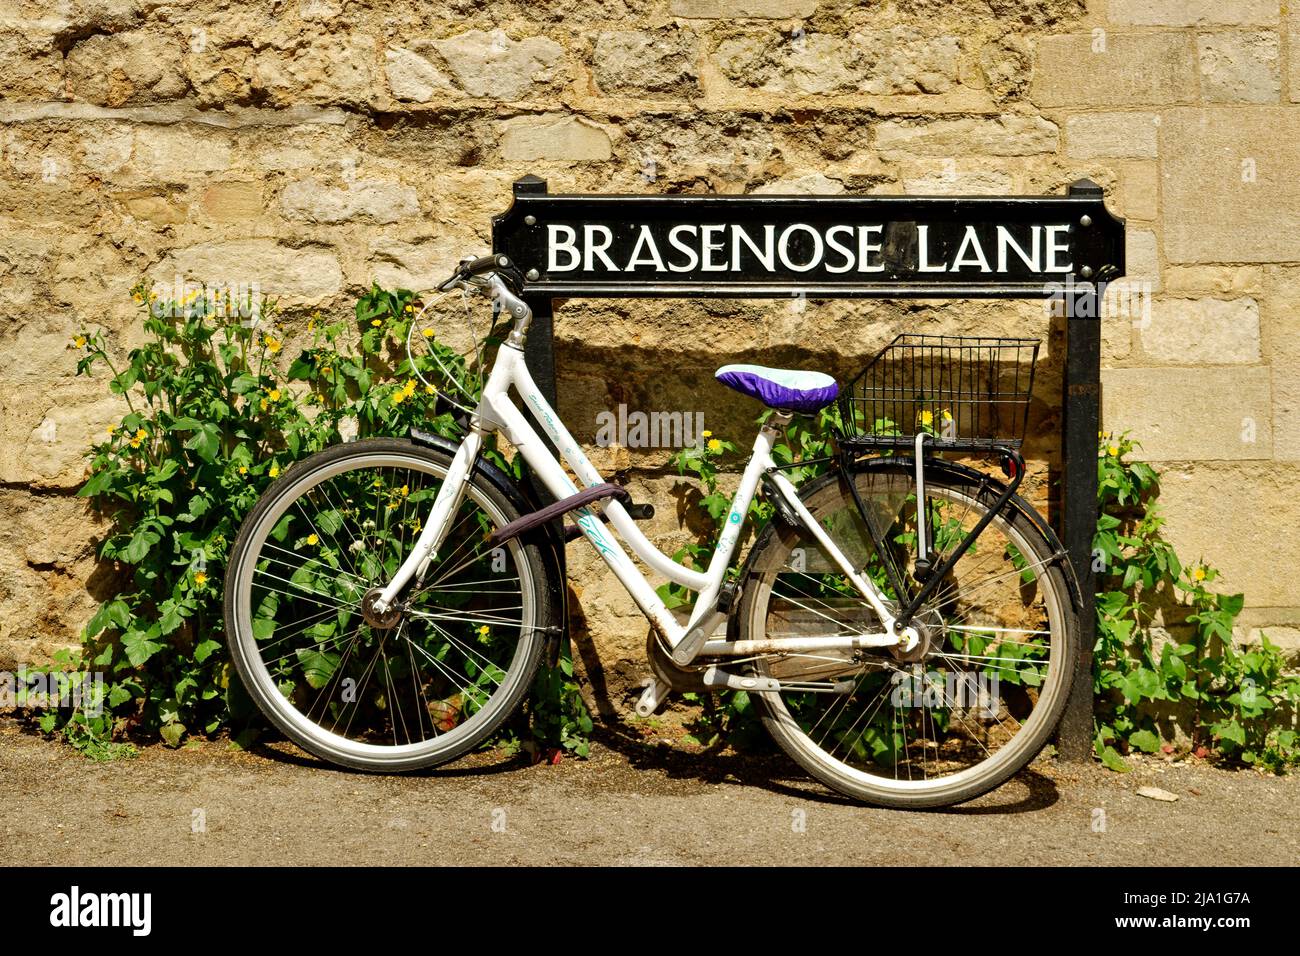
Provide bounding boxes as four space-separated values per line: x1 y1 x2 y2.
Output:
634 678 671 717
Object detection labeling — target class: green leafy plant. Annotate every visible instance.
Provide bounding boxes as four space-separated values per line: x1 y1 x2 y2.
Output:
1092 432 1300 772
52 281 589 757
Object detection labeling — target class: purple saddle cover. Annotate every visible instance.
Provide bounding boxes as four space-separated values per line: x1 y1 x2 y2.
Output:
714 364 839 413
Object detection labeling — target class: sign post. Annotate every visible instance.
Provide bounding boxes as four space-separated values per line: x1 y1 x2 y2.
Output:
493 174 1124 759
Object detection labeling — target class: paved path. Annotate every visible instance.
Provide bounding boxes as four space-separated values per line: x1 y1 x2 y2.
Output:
3 722 1296 866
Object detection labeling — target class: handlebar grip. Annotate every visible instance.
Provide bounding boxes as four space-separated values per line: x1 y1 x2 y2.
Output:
462 253 511 277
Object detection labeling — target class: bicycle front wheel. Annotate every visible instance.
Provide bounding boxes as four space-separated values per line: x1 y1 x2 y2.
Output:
223 438 552 772
735 459 1077 808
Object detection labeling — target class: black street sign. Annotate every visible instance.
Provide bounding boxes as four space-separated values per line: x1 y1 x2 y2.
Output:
493 175 1125 299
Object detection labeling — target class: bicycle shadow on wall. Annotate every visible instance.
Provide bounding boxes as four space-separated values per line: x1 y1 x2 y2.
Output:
568 600 1063 815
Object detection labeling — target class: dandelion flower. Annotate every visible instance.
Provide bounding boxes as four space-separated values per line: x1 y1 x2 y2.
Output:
477 625 489 636
238 465 248 475
701 429 713 438
264 335 282 353
421 327 434 338
1193 567 1206 582
106 425 116 436
707 438 722 453
1107 444 1119 457
269 464 280 479
72 334 87 348
371 319 382 327
919 410 933 427
306 534 319 546
194 571 207 587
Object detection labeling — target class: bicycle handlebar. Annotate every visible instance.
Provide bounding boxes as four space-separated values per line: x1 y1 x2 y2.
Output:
437 253 520 292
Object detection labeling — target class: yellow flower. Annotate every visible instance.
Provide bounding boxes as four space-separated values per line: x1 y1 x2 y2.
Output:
941 410 953 421
1107 444 1119 457
306 534 319 546
132 292 144 303
1193 567 1206 582
391 390 406 406
405 304 414 314
425 384 436 395
321 366 333 376
264 335 282 354
399 484 409 496
701 429 713 438
477 625 489 636
106 425 116 436
371 319 382 327
268 389 281 402
269 464 280 479
707 438 722 453
238 465 248 475
72 334 87 348
129 427 146 449
194 571 207 587
919 410 933 427
260 399 268 411
421 327 434 338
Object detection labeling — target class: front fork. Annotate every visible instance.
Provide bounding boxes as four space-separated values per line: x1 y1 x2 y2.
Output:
370 429 483 614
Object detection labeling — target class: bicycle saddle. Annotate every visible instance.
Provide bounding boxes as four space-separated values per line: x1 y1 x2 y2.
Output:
714 364 839 413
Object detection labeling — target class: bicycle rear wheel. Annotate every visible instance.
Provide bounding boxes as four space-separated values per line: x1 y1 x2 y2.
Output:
223 438 552 772
735 459 1076 808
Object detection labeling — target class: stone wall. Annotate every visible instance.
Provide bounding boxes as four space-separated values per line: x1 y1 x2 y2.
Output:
2 0 1297 687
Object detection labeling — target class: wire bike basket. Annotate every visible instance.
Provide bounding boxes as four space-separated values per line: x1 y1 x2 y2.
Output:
835 333 1040 454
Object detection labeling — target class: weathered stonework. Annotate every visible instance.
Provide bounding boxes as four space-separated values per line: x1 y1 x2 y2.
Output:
1 0 1297 689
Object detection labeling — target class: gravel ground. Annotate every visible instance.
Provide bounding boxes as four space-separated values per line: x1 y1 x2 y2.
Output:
3 720 1297 866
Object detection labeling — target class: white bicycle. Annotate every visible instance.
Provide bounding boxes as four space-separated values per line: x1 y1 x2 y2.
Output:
224 254 1079 808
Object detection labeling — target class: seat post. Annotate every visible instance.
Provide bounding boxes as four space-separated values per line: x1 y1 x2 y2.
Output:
761 409 793 440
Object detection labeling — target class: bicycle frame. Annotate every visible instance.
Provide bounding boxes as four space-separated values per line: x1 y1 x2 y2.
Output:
372 277 916 665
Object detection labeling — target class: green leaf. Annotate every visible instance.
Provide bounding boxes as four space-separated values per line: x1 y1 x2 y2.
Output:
1128 729 1161 754
122 630 164 667
1097 744 1131 772
194 639 221 663
159 722 186 748
121 527 161 564
184 423 221 463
